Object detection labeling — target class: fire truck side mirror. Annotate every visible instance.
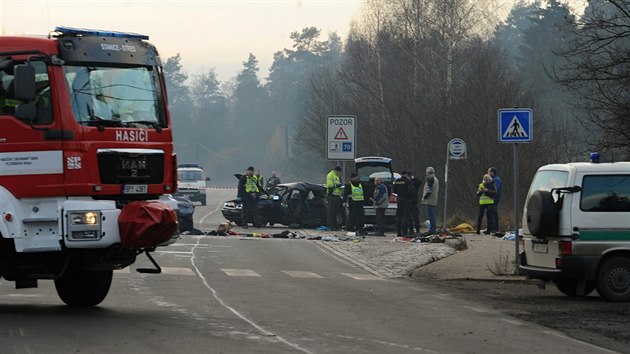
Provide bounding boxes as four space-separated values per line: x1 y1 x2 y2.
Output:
13 64 36 101
15 103 36 121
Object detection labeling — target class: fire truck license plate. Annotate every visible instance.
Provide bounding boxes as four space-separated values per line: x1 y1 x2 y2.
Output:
122 184 148 194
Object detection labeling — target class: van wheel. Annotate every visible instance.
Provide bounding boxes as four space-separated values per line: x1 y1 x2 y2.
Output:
553 279 595 297
597 256 630 302
526 190 558 238
55 269 113 307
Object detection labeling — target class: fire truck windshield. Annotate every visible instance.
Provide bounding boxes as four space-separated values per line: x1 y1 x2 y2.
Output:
63 65 165 128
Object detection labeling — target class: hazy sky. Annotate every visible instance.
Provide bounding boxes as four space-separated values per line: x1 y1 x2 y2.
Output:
0 0 364 81
1 0 588 82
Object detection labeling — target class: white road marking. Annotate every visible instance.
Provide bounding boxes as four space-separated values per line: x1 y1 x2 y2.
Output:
463 305 491 313
190 238 313 354
221 269 261 277
161 267 195 276
341 273 385 281
199 197 231 224
282 271 323 278
155 250 193 255
501 318 524 326
115 267 194 275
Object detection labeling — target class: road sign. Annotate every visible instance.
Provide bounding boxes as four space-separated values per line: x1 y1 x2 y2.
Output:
327 115 356 160
447 138 467 160
498 108 532 143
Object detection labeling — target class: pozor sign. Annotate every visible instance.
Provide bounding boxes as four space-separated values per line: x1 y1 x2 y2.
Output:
326 115 357 160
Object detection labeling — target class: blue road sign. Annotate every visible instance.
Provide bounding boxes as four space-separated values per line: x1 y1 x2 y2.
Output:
498 108 532 143
342 142 352 152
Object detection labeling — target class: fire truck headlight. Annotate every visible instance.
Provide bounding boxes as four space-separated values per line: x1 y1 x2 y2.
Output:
67 211 102 241
69 211 100 225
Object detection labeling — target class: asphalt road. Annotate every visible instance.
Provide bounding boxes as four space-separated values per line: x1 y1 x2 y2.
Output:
0 189 618 353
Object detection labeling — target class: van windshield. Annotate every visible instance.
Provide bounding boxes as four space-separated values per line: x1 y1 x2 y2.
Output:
526 170 569 203
178 171 204 181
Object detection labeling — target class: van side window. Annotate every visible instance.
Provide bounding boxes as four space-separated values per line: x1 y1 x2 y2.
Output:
580 175 630 212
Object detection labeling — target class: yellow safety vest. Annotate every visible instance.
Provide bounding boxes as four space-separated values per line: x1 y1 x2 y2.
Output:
245 176 259 193
350 183 364 201
326 170 342 196
479 183 494 205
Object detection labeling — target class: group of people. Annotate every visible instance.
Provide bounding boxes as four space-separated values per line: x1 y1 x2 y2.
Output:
326 166 370 235
393 168 440 237
237 167 281 228
476 167 502 235
325 166 440 237
239 164 502 234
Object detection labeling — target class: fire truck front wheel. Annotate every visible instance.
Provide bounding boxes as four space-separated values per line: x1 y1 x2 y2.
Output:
54 269 113 307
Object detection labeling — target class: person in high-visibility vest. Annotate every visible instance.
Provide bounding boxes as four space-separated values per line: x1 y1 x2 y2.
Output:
343 172 366 235
326 166 343 230
254 169 264 191
476 174 497 234
238 166 261 228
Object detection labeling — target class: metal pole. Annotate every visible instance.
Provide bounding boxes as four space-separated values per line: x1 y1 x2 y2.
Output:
514 143 520 275
443 141 450 229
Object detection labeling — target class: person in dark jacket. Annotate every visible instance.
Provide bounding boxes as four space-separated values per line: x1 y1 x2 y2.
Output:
394 170 412 236
343 173 366 235
407 171 422 234
487 167 502 234
476 174 497 234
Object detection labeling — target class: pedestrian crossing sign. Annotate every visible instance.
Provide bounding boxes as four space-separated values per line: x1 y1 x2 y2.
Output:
498 108 532 143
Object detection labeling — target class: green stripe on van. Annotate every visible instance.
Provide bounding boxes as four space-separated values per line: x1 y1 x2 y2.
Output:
579 230 630 241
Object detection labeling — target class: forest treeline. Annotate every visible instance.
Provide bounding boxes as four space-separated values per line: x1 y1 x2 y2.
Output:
165 0 630 225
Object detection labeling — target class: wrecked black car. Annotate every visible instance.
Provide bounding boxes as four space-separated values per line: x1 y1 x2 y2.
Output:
222 181 328 228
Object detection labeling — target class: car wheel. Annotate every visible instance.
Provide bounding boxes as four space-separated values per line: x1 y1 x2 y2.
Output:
201 199 207 206
553 279 595 297
596 256 630 302
256 213 268 228
55 269 113 307
526 190 558 238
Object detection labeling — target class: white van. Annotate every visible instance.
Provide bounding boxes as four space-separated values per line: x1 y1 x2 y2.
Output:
519 159 630 301
175 164 209 205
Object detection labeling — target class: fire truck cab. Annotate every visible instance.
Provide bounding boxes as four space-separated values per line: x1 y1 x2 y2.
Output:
0 27 178 306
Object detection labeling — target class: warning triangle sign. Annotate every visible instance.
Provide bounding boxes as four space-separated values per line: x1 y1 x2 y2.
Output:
335 127 349 140
503 116 528 138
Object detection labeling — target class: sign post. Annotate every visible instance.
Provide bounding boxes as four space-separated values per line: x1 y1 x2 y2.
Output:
498 108 532 275
326 115 357 161
443 138 466 230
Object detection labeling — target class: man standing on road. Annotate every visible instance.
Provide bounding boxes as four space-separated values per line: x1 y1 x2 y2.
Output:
238 166 260 229
394 170 412 237
326 166 343 230
421 166 439 235
487 167 501 234
408 171 422 235
343 172 366 235
370 176 389 236
266 171 281 191
254 169 264 192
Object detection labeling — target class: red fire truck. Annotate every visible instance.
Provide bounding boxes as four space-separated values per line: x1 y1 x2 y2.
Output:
0 27 179 306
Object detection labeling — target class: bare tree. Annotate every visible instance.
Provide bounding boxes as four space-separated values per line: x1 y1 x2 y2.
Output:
555 0 630 157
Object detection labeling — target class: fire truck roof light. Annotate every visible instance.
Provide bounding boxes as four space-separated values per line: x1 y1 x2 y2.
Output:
54 26 149 40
